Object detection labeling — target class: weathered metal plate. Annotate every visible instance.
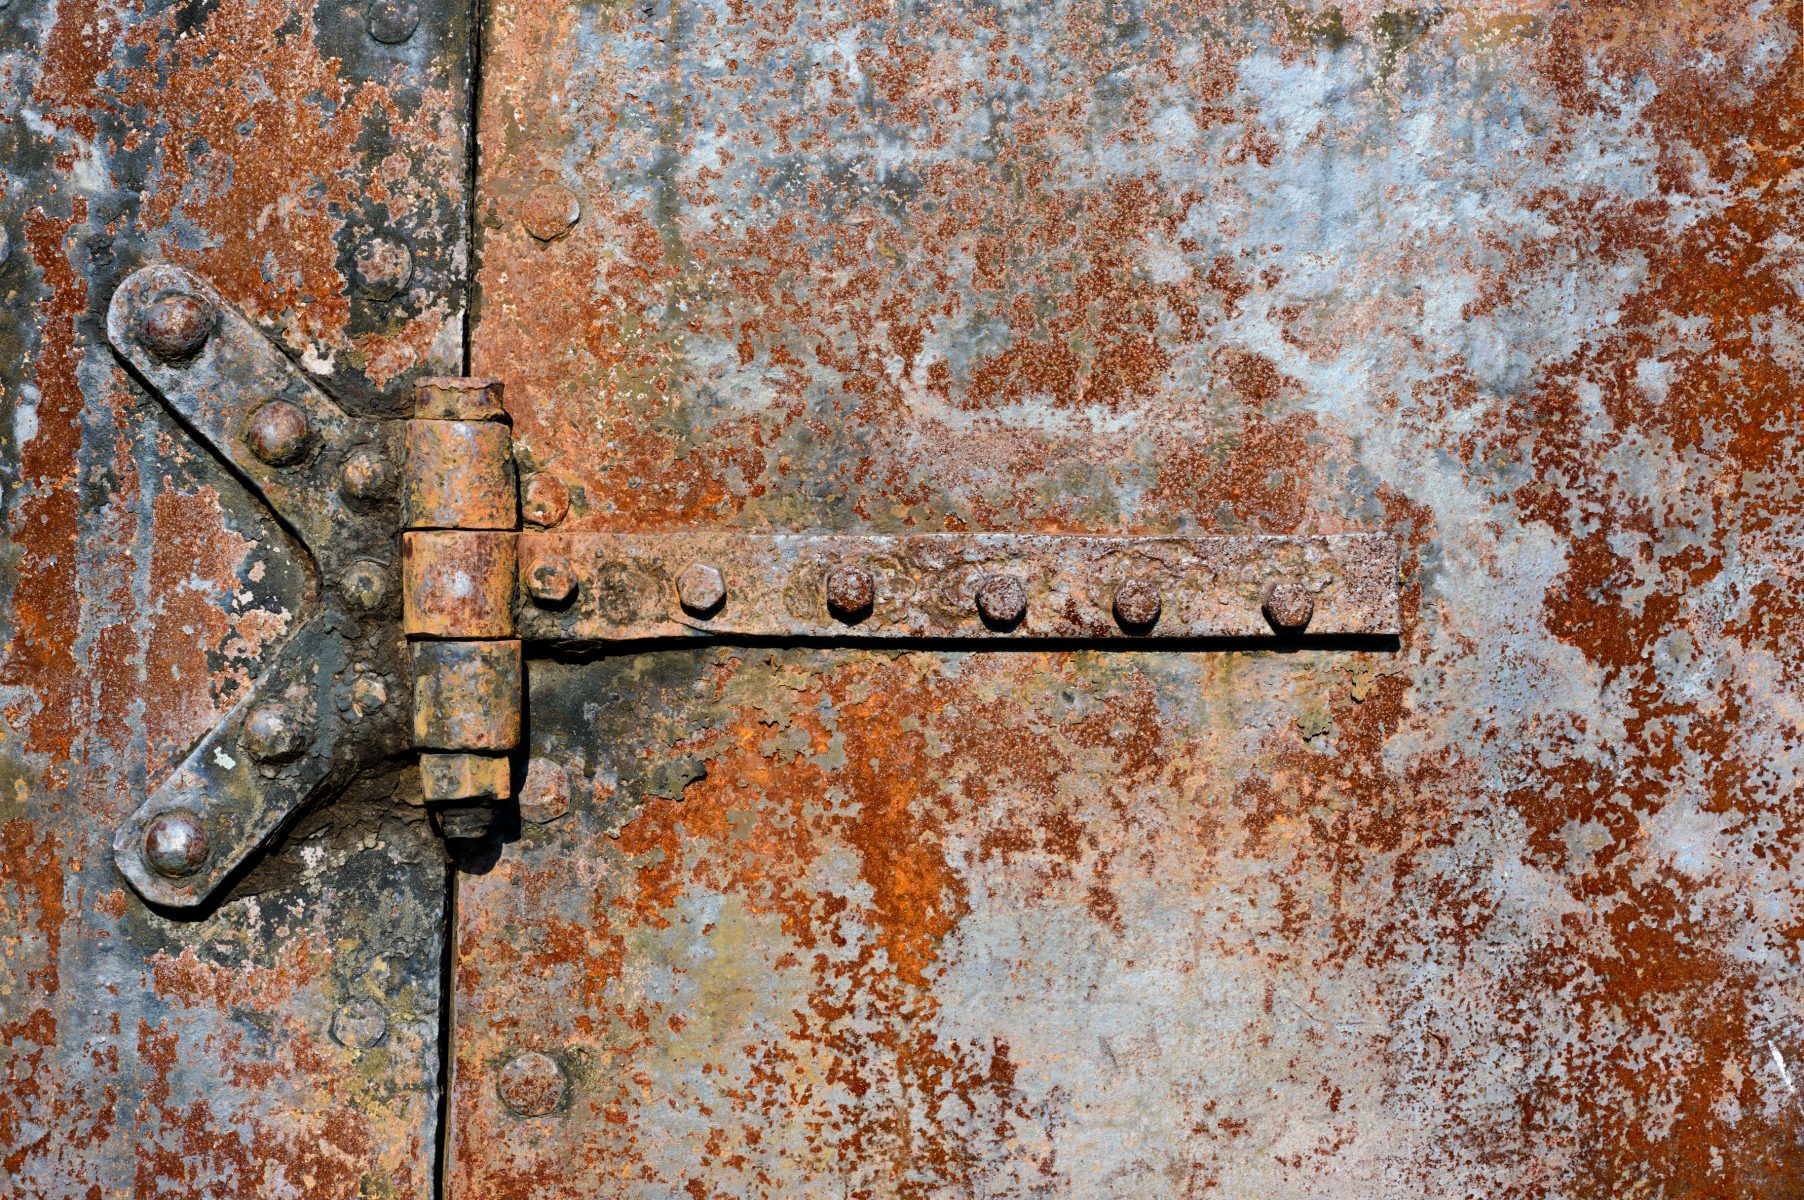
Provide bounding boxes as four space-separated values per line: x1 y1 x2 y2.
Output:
457 0 1804 1196
2 0 469 1192
518 532 1400 641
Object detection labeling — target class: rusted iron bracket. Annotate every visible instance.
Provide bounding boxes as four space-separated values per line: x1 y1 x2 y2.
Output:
107 265 1402 906
106 266 408 907
516 532 1401 643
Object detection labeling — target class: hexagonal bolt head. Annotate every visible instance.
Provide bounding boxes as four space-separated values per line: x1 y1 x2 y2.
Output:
676 562 726 617
518 758 572 825
974 573 1027 628
352 233 414 300
520 472 571 528
521 183 582 243
497 1050 567 1117
1112 579 1162 631
331 998 388 1049
341 560 391 613
365 0 418 43
525 555 577 606
143 810 210 879
1262 580 1315 632
824 563 875 623
340 448 394 503
244 400 311 466
139 293 215 362
242 702 309 764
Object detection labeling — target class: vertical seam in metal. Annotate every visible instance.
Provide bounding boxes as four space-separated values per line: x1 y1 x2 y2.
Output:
433 862 460 1200
436 0 486 1195
459 0 484 379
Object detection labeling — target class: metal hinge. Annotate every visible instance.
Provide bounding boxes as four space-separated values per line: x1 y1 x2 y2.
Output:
105 266 1402 907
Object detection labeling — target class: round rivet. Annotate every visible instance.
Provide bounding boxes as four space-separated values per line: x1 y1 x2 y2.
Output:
244 400 311 466
974 573 1027 629
349 675 389 718
526 555 577 606
242 703 308 764
1112 579 1162 631
143 810 209 879
341 560 390 612
521 473 571 528
365 0 418 43
676 562 726 617
139 293 215 362
352 233 414 300
331 998 388 1049
1263 580 1315 632
521 183 581 243
340 448 394 503
497 1050 566 1116
825 563 875 623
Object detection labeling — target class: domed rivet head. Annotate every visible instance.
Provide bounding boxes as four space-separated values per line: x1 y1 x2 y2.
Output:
1262 580 1315 632
1112 579 1162 632
526 555 577 606
242 703 308 764
676 562 726 617
521 473 570 528
139 293 215 362
340 448 394 503
365 0 418 43
143 810 210 879
341 560 390 612
244 400 311 466
974 573 1027 629
331 999 388 1049
825 563 875 623
352 233 414 301
521 183 581 243
498 1050 567 1117
349 675 389 719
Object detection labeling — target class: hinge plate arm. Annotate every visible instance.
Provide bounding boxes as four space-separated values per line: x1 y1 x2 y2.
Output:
106 266 407 907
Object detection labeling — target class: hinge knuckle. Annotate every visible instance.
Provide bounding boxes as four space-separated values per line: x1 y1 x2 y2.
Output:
403 378 523 833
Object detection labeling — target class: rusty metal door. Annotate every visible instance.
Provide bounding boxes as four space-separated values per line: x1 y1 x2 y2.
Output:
446 2 1804 1197
6 3 1804 1199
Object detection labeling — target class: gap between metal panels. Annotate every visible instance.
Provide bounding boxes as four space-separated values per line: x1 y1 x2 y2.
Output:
435 0 486 1192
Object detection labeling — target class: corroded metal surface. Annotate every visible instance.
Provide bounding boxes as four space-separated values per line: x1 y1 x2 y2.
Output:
516 531 1401 642
458 2 1804 1198
1 0 468 1192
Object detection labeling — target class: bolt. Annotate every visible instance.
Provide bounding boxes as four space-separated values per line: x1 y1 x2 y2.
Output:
1263 580 1315 632
974 573 1027 628
1112 579 1162 631
521 472 571 528
340 448 394 503
365 0 418 43
143 810 210 878
518 758 572 825
526 555 577 606
349 674 389 718
676 562 726 616
331 998 388 1049
521 183 582 243
352 233 414 300
825 563 875 623
139 292 214 362
341 560 390 612
497 1050 566 1116
242 702 308 764
244 400 311 466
